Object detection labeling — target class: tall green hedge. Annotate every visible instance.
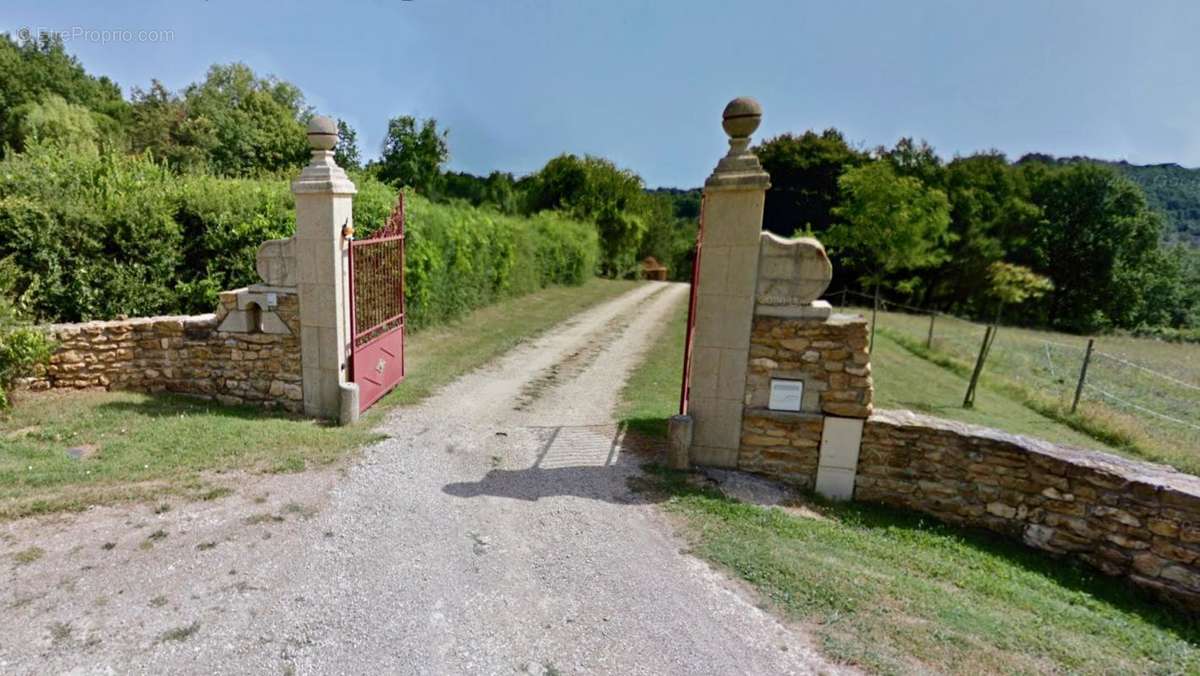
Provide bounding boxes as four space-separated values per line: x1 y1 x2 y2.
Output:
0 145 599 328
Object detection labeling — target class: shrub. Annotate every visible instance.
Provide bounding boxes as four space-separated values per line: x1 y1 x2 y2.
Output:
357 190 597 330
0 145 182 320
171 174 294 312
0 259 53 407
0 145 599 331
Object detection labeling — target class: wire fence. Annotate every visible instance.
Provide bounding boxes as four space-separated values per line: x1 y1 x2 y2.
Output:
826 288 1200 454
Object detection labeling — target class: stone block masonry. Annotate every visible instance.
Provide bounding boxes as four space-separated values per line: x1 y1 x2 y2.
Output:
28 288 303 412
682 98 1200 614
858 409 1200 611
740 410 823 488
745 315 873 419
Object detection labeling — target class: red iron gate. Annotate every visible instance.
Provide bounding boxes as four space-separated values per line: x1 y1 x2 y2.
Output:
348 195 406 413
679 194 706 415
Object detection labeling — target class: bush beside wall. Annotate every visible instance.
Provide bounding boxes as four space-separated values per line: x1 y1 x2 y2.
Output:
0 146 599 330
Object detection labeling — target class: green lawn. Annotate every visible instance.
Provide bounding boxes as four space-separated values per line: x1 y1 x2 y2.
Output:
855 303 1200 473
617 291 688 438
638 468 1199 674
0 279 637 519
870 331 1118 452
620 301 1199 674
618 295 1120 451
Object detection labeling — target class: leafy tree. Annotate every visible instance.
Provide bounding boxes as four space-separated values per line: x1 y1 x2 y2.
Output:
334 118 361 170
1017 153 1200 246
1022 162 1164 332
988 261 1053 315
13 95 102 154
637 191 697 282
827 161 953 288
755 129 866 236
0 32 127 153
926 152 1041 313
181 63 310 175
439 170 519 213
523 154 651 276
127 80 211 171
963 261 1054 407
129 64 310 175
376 115 448 194
883 137 945 187
828 161 952 347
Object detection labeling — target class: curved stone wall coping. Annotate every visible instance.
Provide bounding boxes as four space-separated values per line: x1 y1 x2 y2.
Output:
44 314 219 332
869 408 1200 496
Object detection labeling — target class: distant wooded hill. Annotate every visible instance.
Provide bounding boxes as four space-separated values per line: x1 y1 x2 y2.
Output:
1018 154 1200 246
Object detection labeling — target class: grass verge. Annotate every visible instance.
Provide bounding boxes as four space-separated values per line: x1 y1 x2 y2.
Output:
377 279 638 408
636 466 1200 674
853 304 1200 471
877 328 1198 474
870 330 1122 452
618 301 1198 673
617 295 1119 451
0 279 637 518
616 290 688 438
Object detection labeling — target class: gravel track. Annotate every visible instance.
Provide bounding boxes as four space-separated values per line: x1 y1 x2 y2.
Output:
1 281 841 675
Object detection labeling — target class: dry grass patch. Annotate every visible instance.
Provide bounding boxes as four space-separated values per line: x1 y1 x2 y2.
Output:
11 545 43 565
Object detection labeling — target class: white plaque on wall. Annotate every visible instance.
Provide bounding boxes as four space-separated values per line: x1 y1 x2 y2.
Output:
768 378 804 412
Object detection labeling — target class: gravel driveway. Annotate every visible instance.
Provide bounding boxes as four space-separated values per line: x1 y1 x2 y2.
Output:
2 282 842 675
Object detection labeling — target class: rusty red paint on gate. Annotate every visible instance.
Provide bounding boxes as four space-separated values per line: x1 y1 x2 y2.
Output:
679 194 706 415
349 195 406 413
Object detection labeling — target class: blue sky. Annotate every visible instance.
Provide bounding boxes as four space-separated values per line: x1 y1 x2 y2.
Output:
5 1 1198 187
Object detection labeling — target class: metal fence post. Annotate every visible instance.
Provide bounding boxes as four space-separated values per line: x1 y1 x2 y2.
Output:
926 312 936 348
1071 338 1095 413
963 325 993 408
869 284 879 354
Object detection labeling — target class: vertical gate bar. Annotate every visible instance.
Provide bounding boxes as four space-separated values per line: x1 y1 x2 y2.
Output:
679 193 706 415
348 239 357 380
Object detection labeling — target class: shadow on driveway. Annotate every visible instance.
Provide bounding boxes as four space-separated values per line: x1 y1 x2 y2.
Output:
442 423 667 505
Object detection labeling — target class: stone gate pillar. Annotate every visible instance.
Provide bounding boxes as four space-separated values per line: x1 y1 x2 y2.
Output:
688 98 772 467
291 116 360 423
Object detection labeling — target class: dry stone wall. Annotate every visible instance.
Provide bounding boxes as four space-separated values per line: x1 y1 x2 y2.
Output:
745 315 873 418
28 290 303 412
739 410 823 488
858 409 1200 611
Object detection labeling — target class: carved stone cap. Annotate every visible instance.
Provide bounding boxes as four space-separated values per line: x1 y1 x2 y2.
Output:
307 116 338 151
292 115 356 195
722 97 762 139
755 232 833 317
706 96 770 191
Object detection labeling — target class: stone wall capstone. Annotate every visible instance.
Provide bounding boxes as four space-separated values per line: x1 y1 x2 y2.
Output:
27 288 303 412
858 409 1200 611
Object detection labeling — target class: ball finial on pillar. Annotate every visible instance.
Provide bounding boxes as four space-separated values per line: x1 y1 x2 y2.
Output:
722 97 762 140
707 97 770 187
307 116 338 151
